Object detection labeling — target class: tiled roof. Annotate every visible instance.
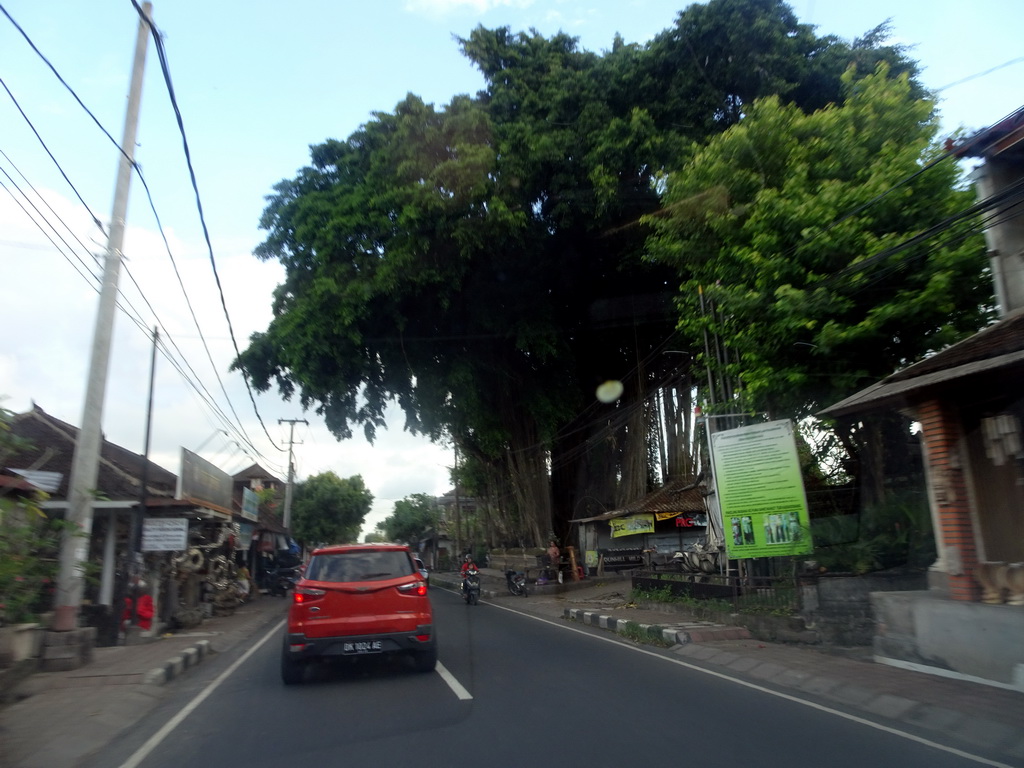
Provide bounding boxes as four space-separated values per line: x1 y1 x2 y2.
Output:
952 106 1024 160
2 404 177 501
820 310 1024 417
232 463 283 484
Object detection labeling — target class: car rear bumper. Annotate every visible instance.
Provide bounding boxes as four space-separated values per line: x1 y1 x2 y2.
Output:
285 626 435 658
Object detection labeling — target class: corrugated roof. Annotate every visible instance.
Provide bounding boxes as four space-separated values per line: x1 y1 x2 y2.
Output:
572 477 706 522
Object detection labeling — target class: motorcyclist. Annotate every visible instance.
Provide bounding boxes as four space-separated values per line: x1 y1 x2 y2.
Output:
460 555 477 595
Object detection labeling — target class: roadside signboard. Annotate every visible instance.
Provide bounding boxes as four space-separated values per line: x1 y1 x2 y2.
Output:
142 518 189 552
710 419 813 559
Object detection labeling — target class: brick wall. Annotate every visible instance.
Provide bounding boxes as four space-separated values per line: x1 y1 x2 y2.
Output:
917 398 981 601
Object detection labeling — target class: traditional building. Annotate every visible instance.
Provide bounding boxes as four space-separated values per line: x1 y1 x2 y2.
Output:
821 108 1024 690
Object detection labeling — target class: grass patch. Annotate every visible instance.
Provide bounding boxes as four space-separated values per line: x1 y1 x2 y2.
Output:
630 584 797 618
619 621 673 648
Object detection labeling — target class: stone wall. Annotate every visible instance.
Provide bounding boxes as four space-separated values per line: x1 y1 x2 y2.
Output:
799 571 928 646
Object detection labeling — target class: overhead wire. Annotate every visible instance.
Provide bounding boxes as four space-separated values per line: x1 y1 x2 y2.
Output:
0 146 103 273
0 76 107 236
0 171 99 286
1 2 279 465
129 0 285 454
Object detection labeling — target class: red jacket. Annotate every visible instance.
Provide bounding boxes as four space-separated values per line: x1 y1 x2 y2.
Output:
122 594 154 630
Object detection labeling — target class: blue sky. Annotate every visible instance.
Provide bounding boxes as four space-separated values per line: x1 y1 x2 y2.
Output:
1 0 1021 536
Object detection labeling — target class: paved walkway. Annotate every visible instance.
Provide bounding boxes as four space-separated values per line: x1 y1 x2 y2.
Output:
2 573 1023 767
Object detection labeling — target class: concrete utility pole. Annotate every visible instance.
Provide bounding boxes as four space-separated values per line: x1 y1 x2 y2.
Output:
53 3 152 632
278 418 307 531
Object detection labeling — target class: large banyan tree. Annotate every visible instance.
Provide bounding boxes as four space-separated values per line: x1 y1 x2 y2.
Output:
234 0 927 545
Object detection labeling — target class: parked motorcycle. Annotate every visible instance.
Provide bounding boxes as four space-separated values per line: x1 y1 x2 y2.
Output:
462 567 481 605
505 569 528 597
262 564 300 597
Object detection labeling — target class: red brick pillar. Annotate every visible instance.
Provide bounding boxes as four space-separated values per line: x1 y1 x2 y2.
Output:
917 398 981 601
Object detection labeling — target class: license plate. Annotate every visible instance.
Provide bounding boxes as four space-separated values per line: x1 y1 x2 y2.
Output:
342 640 383 655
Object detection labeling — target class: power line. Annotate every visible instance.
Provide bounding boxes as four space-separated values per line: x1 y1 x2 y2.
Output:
0 146 102 272
130 0 285 454
3 1 284 459
0 75 107 235
936 57 1024 93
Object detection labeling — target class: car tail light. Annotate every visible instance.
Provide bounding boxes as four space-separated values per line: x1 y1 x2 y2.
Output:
397 581 428 597
293 586 326 604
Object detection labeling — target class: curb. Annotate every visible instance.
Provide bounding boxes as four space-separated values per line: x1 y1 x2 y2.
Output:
564 607 752 645
142 639 211 686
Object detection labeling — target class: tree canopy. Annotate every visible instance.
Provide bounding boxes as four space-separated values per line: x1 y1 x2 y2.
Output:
644 65 990 421
377 493 436 546
234 0 934 544
291 472 373 546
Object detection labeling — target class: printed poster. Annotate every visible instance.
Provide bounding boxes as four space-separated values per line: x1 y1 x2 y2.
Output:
710 420 813 559
609 514 655 538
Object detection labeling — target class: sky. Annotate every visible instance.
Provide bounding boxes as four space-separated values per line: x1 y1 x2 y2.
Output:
1 0 1021 539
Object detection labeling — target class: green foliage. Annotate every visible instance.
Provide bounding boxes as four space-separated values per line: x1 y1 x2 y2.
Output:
379 493 436 546
235 1 934 540
291 472 373 547
811 489 933 574
618 621 673 647
645 65 991 422
0 499 68 626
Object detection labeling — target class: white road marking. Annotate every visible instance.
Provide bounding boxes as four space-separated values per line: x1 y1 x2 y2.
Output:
120 618 471 767
118 618 285 768
436 661 473 700
487 601 1016 768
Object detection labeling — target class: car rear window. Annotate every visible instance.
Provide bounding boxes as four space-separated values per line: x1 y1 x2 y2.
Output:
306 550 415 583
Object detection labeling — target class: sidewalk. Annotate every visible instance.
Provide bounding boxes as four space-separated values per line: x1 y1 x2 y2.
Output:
0 595 287 768
466 568 1024 766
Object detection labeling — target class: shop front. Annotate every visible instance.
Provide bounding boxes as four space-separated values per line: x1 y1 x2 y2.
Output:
572 478 712 575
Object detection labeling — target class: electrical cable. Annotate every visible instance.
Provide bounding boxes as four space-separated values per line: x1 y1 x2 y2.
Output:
3 1 284 460
936 57 1024 93
0 147 104 271
0 176 99 287
130 0 284 453
0 76 107 236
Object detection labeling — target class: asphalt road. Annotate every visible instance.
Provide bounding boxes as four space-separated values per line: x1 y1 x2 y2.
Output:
84 587 1007 768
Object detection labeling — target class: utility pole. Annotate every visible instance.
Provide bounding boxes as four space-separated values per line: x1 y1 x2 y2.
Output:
53 3 152 632
278 418 307 531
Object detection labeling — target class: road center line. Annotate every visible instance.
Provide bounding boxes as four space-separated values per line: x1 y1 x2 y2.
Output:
436 660 473 700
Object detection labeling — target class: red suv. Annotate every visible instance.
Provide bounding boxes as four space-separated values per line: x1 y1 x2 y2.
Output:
281 543 436 684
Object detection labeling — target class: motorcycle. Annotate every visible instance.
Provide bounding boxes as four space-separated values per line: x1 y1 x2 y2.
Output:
462 567 481 605
262 564 300 597
505 568 528 597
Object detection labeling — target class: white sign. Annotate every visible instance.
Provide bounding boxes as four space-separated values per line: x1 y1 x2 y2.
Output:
142 518 189 552
241 487 259 522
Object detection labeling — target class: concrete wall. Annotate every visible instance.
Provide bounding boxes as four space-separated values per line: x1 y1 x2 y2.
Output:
801 572 927 646
873 590 1024 689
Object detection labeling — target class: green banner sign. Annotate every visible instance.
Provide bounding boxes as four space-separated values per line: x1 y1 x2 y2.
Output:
710 420 813 559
